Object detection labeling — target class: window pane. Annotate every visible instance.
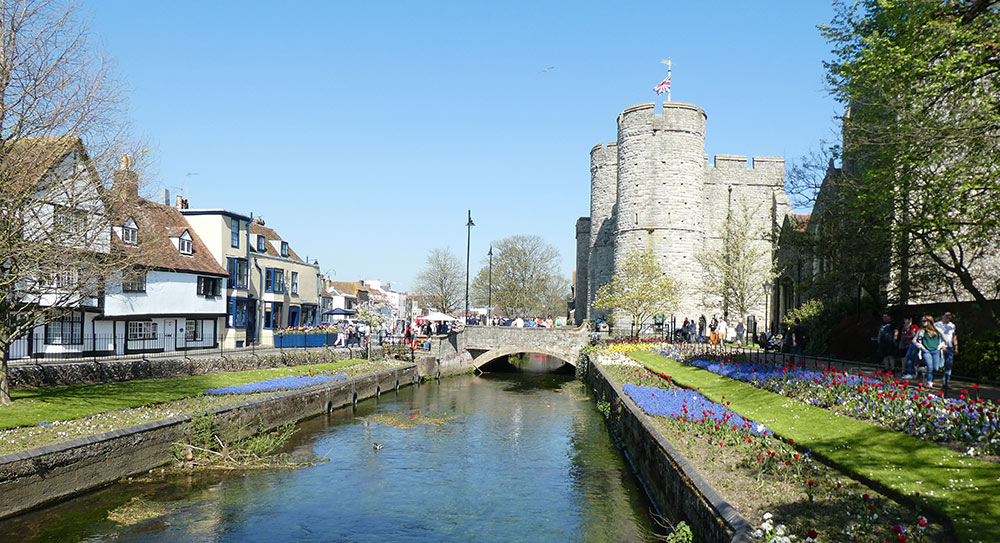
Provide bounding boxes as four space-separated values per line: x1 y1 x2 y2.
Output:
231 219 240 247
239 259 248 288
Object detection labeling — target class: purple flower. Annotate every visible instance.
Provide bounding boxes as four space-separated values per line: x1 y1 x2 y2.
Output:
622 384 770 435
206 374 347 395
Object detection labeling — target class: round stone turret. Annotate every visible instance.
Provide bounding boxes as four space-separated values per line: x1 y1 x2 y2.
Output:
614 102 708 324
588 141 618 321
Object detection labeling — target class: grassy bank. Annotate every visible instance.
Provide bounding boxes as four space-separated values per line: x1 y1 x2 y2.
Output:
632 350 1000 543
0 358 377 430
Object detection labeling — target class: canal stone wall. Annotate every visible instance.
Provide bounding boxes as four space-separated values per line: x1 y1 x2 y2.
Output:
582 355 751 543
0 364 418 521
8 346 386 389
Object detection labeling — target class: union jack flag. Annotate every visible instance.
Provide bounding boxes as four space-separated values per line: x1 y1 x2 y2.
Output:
654 75 671 95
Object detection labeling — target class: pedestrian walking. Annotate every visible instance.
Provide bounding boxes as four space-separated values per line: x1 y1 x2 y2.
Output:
900 317 920 379
915 315 946 388
877 313 899 371
934 312 958 389
790 318 805 362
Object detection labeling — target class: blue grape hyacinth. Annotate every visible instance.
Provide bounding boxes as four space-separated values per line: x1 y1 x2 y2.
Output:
206 374 348 395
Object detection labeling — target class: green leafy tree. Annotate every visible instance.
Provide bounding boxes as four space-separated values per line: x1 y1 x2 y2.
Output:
823 0 1000 322
594 249 680 337
470 235 566 318
696 198 775 320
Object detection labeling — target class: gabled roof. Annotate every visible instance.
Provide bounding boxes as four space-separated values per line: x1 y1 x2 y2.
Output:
112 198 228 277
248 221 307 263
328 281 366 297
1 136 91 192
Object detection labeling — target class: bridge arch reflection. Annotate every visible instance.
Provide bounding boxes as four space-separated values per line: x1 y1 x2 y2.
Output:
476 351 575 375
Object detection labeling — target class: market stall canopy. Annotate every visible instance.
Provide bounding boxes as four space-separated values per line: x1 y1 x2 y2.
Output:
422 311 456 322
323 308 356 316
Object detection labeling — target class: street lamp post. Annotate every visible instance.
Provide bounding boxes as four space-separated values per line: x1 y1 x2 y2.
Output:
487 246 493 325
763 280 772 334
465 210 475 324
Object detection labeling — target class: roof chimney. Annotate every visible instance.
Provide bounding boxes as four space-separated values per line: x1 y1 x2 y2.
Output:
175 194 189 209
112 154 139 200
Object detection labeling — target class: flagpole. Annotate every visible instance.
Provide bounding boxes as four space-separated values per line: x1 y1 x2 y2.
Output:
661 57 672 102
667 61 672 102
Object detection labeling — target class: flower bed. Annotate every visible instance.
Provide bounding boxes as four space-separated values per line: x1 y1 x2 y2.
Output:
590 347 953 543
205 374 347 395
666 349 1000 457
623 384 770 436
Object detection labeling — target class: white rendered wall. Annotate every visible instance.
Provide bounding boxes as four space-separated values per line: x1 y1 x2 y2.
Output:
104 270 226 316
181 214 227 264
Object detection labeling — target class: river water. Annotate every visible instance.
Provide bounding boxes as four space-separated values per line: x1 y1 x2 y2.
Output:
2 367 662 542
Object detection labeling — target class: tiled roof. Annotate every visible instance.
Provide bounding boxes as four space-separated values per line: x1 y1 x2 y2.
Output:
793 213 811 232
328 281 366 297
113 198 228 276
2 136 83 186
248 222 306 263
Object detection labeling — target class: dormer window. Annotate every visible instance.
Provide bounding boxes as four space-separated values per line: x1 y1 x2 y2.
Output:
256 234 266 252
123 218 138 245
280 241 289 257
179 230 193 255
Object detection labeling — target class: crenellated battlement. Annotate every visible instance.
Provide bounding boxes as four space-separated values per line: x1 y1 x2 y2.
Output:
617 102 706 134
712 155 748 169
706 155 786 171
590 141 618 161
751 156 785 172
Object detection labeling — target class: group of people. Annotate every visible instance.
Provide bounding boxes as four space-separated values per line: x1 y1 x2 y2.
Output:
506 316 565 328
877 311 958 388
678 315 748 347
328 321 370 347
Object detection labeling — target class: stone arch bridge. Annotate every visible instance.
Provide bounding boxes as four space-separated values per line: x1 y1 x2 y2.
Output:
424 325 592 376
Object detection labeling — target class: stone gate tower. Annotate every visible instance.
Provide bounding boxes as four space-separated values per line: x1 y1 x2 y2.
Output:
575 101 792 328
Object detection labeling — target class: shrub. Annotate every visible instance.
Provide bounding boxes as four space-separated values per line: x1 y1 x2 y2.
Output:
785 298 880 360
956 327 1000 381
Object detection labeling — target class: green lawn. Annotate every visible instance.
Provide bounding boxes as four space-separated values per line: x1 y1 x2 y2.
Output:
0 359 368 430
631 351 1000 543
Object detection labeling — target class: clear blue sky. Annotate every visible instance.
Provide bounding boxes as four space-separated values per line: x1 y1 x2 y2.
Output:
86 1 841 293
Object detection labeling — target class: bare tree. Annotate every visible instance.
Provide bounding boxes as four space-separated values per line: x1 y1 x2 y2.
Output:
413 248 463 315
696 198 775 320
0 0 143 404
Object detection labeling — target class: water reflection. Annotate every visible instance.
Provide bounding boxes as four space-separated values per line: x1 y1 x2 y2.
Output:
480 353 576 377
1 374 662 542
